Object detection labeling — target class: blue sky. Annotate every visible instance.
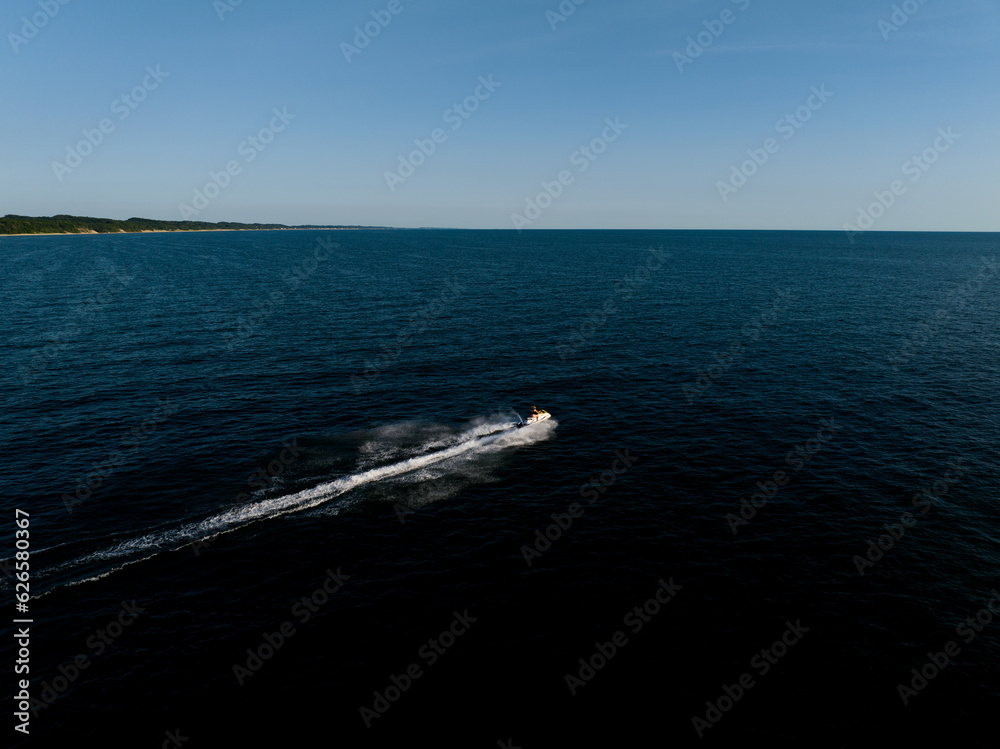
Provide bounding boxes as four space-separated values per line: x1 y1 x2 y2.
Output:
2 0 998 230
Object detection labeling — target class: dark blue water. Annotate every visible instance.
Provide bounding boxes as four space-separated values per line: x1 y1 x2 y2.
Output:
3 229 999 746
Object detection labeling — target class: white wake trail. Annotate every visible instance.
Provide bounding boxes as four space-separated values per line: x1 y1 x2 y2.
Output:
38 418 556 591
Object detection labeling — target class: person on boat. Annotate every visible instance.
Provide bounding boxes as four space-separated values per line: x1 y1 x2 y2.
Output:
530 406 542 417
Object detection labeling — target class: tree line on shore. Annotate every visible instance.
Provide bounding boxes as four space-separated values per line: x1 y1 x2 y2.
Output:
0 215 374 235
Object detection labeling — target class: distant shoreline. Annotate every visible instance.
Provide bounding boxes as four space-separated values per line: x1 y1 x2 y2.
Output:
0 213 405 236
0 227 382 238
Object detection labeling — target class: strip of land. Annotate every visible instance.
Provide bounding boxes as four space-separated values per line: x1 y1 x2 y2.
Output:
0 214 391 236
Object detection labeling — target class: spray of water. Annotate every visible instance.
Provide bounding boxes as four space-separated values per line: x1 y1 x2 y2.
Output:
34 415 556 592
